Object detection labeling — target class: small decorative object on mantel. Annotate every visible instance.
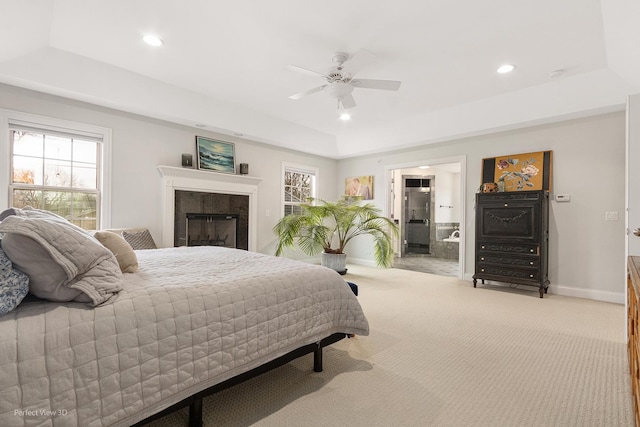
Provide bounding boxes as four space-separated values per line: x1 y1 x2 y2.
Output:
181 153 193 168
196 136 236 174
239 163 249 175
481 150 552 192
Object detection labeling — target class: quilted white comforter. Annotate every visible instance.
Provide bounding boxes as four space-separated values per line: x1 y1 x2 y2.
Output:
0 247 369 426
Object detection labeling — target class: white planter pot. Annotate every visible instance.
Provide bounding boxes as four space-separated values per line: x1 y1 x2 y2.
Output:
321 252 347 275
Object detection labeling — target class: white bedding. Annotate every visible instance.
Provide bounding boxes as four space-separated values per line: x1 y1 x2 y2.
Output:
0 246 369 427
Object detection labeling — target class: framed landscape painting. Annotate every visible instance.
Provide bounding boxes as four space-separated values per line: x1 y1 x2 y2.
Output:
196 136 236 174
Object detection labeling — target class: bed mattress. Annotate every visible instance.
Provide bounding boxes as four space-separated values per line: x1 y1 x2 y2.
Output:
0 246 369 426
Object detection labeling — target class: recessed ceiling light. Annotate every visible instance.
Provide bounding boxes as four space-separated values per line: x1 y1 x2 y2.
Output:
497 64 515 74
340 112 351 121
195 123 206 128
143 34 164 47
418 165 430 169
233 132 244 137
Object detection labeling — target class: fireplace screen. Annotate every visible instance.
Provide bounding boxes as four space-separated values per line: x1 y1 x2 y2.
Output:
186 213 238 248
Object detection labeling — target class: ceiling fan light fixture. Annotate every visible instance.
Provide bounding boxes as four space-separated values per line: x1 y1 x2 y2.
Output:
143 34 164 47
340 112 351 121
324 82 354 99
497 64 515 74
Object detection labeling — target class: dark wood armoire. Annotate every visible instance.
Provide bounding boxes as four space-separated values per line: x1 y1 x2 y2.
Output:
473 190 550 298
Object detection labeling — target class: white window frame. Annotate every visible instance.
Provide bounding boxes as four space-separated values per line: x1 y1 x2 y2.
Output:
281 161 318 217
0 109 112 228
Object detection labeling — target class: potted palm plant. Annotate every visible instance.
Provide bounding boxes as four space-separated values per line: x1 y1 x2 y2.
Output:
273 197 399 274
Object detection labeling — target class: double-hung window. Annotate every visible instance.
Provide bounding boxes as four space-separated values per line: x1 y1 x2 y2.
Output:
282 162 317 216
4 111 111 230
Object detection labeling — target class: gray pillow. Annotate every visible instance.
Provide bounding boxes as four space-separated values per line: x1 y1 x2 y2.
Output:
122 229 157 250
1 234 89 302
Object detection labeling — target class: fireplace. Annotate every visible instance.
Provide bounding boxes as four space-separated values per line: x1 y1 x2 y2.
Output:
186 213 238 247
174 190 248 249
157 166 262 250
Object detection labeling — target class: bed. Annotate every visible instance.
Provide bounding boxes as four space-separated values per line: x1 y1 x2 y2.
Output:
0 213 369 427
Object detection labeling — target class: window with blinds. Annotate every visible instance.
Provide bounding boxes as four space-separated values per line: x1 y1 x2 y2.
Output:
282 163 317 216
9 122 103 230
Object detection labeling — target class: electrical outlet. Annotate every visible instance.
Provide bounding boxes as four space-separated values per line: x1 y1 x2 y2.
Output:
605 211 619 221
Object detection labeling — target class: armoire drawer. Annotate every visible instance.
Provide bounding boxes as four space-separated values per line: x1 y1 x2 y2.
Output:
477 254 540 268
478 242 539 256
475 265 540 282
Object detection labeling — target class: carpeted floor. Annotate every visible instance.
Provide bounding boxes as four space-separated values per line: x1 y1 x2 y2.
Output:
145 265 633 426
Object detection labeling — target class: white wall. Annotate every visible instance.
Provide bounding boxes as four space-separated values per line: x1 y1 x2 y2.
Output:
338 112 627 303
0 83 339 255
0 83 627 302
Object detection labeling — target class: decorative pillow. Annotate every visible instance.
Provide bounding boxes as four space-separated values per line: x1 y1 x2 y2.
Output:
1 233 88 302
0 248 29 316
94 231 138 273
122 229 157 250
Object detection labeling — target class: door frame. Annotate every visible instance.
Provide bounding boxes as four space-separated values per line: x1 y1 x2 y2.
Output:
382 155 467 280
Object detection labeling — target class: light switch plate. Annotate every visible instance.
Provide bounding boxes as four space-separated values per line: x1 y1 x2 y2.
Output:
605 211 619 221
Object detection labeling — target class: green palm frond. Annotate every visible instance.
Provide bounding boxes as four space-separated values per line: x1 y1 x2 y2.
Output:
273 197 399 268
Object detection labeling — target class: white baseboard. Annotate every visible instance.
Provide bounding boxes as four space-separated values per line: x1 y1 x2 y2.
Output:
348 257 378 268
548 285 624 304
462 273 623 304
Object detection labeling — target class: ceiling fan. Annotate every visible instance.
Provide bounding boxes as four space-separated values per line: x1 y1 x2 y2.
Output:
287 50 401 110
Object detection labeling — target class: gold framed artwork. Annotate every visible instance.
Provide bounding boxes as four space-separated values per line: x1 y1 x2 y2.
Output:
345 176 374 200
481 150 552 192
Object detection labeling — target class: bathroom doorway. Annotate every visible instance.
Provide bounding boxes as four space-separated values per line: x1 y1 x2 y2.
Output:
386 158 465 279
403 175 432 255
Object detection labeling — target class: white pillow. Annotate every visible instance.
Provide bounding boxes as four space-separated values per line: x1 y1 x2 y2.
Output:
94 231 138 273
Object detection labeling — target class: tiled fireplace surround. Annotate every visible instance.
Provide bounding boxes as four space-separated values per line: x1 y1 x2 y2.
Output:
157 166 262 250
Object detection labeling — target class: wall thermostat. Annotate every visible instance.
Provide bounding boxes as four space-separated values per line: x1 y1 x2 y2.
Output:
555 194 571 202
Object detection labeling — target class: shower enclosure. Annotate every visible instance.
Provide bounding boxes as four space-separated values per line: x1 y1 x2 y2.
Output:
402 176 432 255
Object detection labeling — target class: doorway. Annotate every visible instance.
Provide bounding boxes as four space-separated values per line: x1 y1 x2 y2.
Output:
386 158 465 279
403 175 432 255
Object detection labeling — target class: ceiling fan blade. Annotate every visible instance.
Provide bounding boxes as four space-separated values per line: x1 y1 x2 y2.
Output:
289 85 327 100
340 94 357 110
343 49 376 77
351 78 401 91
286 64 326 79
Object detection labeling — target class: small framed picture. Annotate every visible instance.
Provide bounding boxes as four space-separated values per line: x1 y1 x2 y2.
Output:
196 136 236 174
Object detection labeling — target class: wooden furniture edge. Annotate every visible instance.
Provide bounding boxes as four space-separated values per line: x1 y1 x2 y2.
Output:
628 256 640 427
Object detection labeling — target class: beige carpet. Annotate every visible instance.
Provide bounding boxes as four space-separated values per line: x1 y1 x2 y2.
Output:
146 266 633 426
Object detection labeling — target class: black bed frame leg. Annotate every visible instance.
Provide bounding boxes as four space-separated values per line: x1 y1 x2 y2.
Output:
314 346 323 372
188 397 203 427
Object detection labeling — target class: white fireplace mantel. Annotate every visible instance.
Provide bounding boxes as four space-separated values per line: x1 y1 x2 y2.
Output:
157 165 262 250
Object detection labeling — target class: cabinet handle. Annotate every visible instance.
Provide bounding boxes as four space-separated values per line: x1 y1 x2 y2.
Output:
529 274 534 278
504 203 508 207
530 261 534 265
530 249 534 253
481 257 485 261
481 245 485 249
481 269 485 272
